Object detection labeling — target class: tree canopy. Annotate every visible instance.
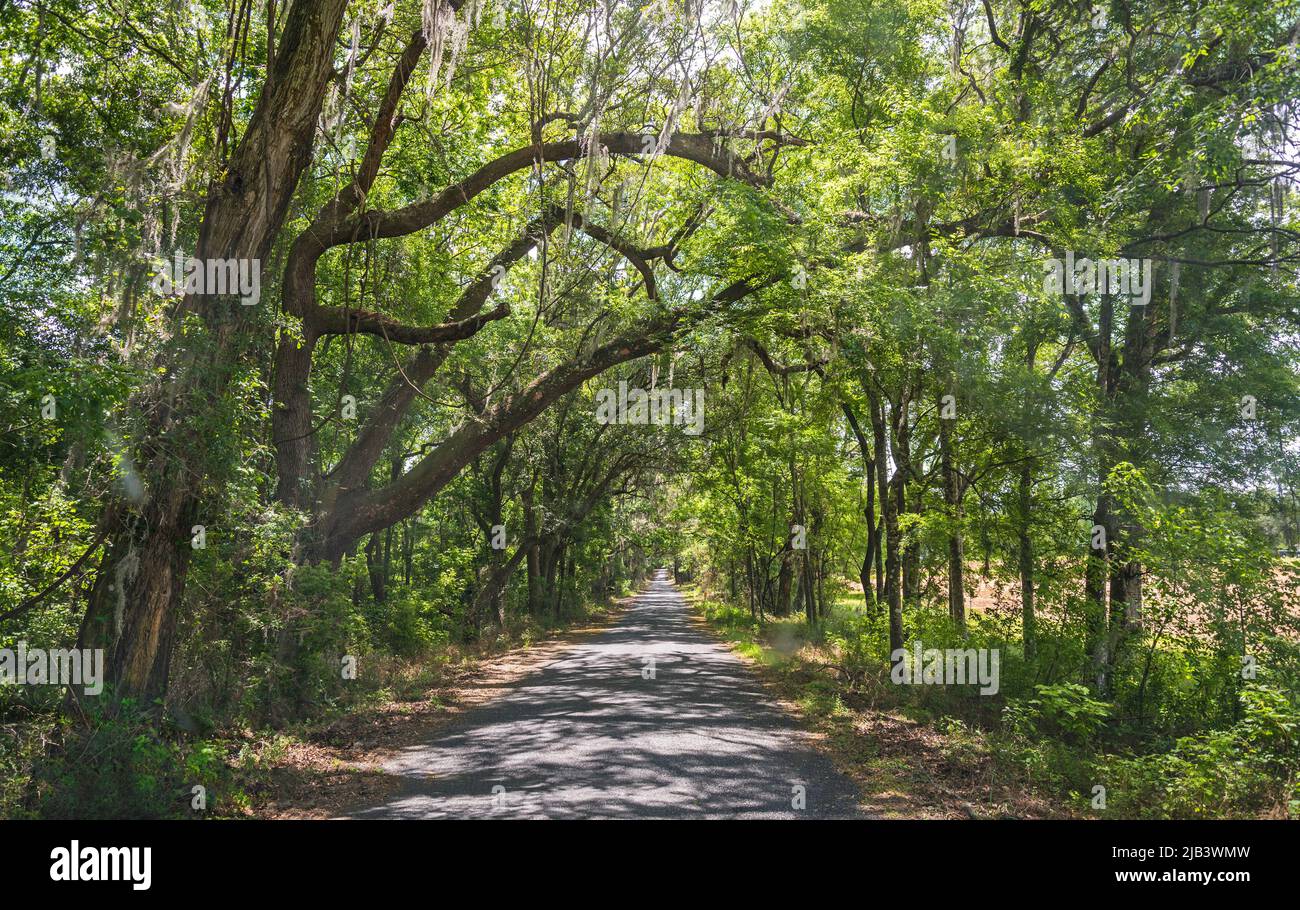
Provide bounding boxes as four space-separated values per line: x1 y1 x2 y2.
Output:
2 0 1299 819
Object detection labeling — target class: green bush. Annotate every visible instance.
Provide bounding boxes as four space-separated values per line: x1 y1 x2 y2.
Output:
31 701 190 819
1004 683 1113 743
371 588 448 656
1094 684 1300 818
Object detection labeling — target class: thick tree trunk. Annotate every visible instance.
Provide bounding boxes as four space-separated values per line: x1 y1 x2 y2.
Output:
565 555 577 612
544 542 562 615
73 0 351 709
470 544 529 631
1099 301 1157 677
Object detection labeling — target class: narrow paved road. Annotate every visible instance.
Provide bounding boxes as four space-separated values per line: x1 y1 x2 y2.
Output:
354 571 865 818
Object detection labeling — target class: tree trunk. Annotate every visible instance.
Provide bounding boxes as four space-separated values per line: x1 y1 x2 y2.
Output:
542 540 560 615
1086 492 1114 691
843 403 878 613
894 383 919 605
1018 460 1036 661
1087 295 1116 692
869 387 905 654
523 489 541 615
470 544 529 632
365 533 387 605
776 537 794 618
73 0 351 710
938 389 965 631
802 548 817 625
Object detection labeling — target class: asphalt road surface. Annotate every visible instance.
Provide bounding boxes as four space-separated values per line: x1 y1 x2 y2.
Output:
353 570 865 818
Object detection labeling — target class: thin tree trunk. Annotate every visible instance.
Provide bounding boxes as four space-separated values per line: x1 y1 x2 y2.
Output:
365 533 386 604
869 386 904 654
938 390 965 631
1018 460 1036 661
843 403 878 613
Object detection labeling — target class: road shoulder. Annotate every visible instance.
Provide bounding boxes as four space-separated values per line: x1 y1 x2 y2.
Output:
242 594 635 819
681 588 1068 819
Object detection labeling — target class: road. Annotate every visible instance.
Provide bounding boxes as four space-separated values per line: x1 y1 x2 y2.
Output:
353 571 865 818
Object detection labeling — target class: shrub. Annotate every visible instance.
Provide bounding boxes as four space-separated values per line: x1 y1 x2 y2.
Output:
1004 683 1113 743
31 700 189 819
1094 684 1300 818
